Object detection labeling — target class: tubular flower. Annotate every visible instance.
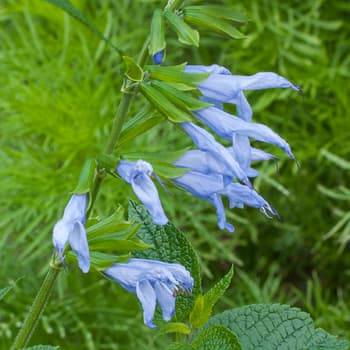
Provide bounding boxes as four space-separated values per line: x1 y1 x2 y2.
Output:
52 194 90 273
117 159 168 225
103 258 194 328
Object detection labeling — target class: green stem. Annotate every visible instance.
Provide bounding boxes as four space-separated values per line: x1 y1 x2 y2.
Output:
11 266 60 350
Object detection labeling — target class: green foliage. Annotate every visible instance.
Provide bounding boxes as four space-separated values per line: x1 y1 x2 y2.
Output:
190 267 233 329
24 346 59 350
203 304 349 350
128 200 201 322
0 285 13 301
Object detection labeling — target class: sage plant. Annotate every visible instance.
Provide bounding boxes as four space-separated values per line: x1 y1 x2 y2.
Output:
10 1 349 349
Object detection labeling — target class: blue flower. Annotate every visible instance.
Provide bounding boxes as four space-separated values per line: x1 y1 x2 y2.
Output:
52 194 90 273
117 159 168 225
172 170 234 232
194 106 296 160
103 258 193 328
153 50 164 65
180 122 251 187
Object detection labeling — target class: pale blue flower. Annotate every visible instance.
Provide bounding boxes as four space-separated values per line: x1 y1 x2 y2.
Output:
117 160 168 225
153 50 164 65
52 194 90 273
180 122 251 187
103 258 193 328
172 171 234 232
219 183 279 219
194 107 296 160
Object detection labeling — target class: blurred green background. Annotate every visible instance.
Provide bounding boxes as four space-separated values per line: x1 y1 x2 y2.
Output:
1 0 349 348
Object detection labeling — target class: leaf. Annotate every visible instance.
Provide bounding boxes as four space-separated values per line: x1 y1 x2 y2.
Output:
73 159 96 195
89 251 130 270
23 346 59 350
0 285 13 301
147 65 209 85
184 6 247 23
149 9 166 56
139 82 194 123
123 56 144 82
192 325 242 350
164 10 199 47
43 0 122 53
183 11 245 39
89 237 151 252
128 200 201 321
203 304 349 350
157 322 191 336
190 267 234 329
166 344 195 350
151 81 212 111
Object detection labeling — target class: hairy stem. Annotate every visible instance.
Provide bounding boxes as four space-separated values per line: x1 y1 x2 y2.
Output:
11 266 61 350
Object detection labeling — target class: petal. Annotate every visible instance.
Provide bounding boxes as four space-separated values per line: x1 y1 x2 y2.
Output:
136 280 157 328
228 91 252 121
52 219 71 261
195 107 295 160
181 122 250 184
131 173 168 225
68 221 90 273
154 281 176 321
153 50 164 65
250 148 277 161
62 194 87 223
117 160 136 183
209 193 234 232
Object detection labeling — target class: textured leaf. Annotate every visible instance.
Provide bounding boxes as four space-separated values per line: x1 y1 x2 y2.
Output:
192 325 242 350
129 200 201 321
165 10 199 47
190 267 234 329
203 304 349 350
43 0 121 53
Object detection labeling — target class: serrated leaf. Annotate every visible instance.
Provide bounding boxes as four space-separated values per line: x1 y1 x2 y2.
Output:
73 159 96 195
184 12 245 39
147 65 209 85
190 267 234 329
128 200 201 321
157 322 191 336
192 325 242 350
184 6 247 23
118 106 165 146
164 10 199 47
90 251 130 270
123 56 143 82
43 0 121 53
151 81 212 111
139 82 193 123
0 285 13 301
86 207 131 239
203 304 349 350
149 9 166 56
23 346 59 350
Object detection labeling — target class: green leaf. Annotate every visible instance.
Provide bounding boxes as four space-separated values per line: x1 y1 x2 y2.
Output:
149 9 166 56
183 12 245 39
157 322 191 336
166 344 195 350
128 200 201 321
203 304 349 350
86 206 131 239
147 65 209 85
164 10 199 47
139 82 194 123
43 0 122 54
23 346 59 350
151 81 212 111
190 267 234 329
192 325 242 350
123 56 144 82
96 154 119 171
73 159 96 195
184 6 247 23
118 106 165 147
89 237 151 252
0 285 13 301
90 251 130 270
123 148 189 164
